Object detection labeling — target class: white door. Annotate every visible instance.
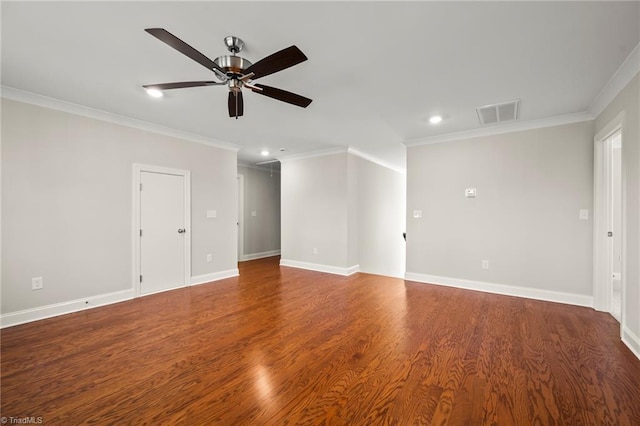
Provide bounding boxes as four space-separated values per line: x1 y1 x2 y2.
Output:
140 171 186 295
608 131 623 321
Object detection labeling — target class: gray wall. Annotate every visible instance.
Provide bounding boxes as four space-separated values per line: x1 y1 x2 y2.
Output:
352 155 406 278
281 153 349 267
2 98 238 314
406 121 594 296
595 73 640 346
280 151 406 276
237 164 281 258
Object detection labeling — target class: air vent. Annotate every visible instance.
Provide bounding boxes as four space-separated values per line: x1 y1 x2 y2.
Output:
476 100 520 125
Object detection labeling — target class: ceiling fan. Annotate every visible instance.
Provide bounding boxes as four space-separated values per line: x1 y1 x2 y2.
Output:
143 28 312 119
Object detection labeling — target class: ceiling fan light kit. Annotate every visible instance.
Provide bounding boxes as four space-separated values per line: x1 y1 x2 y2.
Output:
143 29 312 119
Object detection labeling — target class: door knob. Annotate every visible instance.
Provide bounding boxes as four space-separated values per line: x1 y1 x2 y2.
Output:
178 228 186 234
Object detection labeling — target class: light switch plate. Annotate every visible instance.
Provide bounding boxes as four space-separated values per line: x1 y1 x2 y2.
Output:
465 188 477 198
579 209 589 220
251 211 257 217
207 210 217 218
413 210 422 219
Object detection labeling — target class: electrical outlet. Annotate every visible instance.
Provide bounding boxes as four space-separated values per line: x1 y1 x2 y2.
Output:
206 254 212 263
32 276 43 290
482 260 489 270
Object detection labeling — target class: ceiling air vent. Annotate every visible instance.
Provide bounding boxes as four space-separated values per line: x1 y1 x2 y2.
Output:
476 100 520 125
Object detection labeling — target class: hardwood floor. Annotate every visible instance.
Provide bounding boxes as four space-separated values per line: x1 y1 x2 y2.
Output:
2 256 639 425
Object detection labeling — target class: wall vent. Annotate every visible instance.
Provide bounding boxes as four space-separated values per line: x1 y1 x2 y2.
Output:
476 100 520 125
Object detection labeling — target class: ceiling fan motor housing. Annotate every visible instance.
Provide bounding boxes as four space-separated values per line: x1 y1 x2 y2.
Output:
214 55 252 76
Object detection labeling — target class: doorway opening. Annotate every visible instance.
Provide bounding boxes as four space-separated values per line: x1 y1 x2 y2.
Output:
236 162 281 264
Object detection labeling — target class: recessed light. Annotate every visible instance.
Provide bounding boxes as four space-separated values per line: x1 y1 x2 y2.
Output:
429 115 443 124
261 150 270 156
146 88 164 98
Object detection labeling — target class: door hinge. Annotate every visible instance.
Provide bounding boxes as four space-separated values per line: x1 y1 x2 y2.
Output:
608 231 613 237
140 275 143 283
140 229 143 237
139 183 143 191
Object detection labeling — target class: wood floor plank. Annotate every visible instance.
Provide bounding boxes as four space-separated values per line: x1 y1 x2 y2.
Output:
2 256 639 425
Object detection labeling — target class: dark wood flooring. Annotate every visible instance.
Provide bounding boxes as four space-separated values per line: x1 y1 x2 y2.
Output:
2 256 639 425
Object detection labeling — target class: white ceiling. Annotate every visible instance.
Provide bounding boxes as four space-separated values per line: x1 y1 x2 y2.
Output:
2 1 639 170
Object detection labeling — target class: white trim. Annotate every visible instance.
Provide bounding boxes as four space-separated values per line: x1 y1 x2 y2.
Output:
347 147 406 175
404 272 593 308
593 112 626 316
404 112 594 147
0 289 134 329
359 269 405 279
280 259 360 276
277 147 347 162
240 250 281 262
622 326 640 361
589 42 640 117
133 164 191 297
190 269 239 286
344 264 360 276
237 173 244 262
1 86 240 152
594 111 627 143
593 132 611 312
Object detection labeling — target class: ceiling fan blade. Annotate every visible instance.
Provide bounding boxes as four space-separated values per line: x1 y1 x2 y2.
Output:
228 91 244 118
244 46 307 80
251 84 312 108
143 81 224 90
145 28 226 75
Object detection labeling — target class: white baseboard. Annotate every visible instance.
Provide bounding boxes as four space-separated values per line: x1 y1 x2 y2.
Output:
344 264 360 276
0 288 135 329
190 269 239 286
404 272 593 308
622 326 640 361
358 267 405 279
1 268 240 328
239 250 281 262
280 259 360 276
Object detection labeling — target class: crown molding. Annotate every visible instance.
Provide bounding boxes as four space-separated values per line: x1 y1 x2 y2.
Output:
403 42 640 149
1 86 240 152
404 111 594 147
589 42 640 118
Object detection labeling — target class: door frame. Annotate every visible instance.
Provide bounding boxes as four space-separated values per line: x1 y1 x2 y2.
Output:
133 164 191 297
237 173 244 262
593 111 626 332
